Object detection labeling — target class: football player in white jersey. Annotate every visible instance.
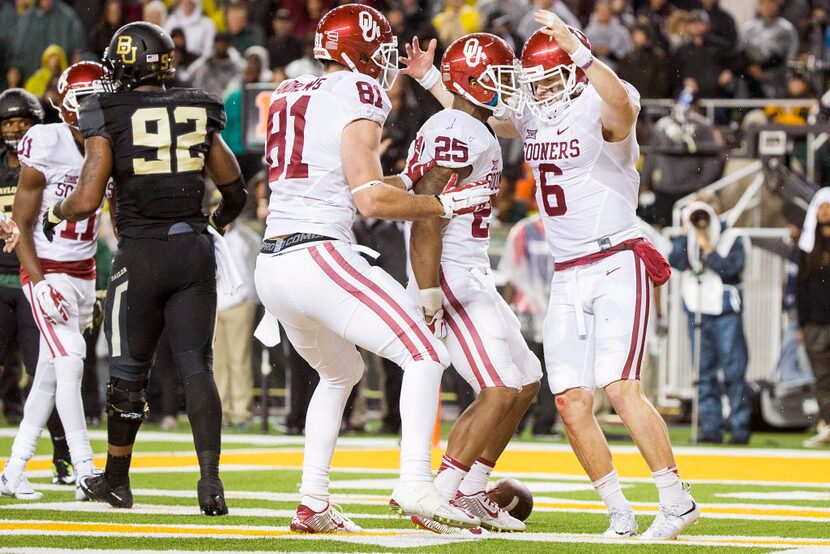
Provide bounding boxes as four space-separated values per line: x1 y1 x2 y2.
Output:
403 12 698 541
254 4 492 533
406 33 541 534
0 62 110 501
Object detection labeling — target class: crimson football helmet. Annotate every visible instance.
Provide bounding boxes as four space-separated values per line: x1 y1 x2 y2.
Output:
313 4 398 89
441 33 523 118
520 27 591 121
52 62 109 127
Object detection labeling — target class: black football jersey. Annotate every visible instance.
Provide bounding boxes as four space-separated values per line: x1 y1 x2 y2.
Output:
0 152 21 274
78 88 226 238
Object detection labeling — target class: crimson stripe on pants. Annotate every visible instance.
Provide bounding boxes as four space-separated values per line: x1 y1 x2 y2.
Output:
309 246 425 362
634 277 652 380
324 242 440 363
621 256 643 380
443 308 487 390
27 282 67 357
440 272 504 387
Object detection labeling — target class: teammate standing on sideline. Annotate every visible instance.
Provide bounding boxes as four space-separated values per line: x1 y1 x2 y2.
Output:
42 22 247 516
403 11 699 540
254 4 491 533
0 88 77 491
1 63 111 502
407 33 542 534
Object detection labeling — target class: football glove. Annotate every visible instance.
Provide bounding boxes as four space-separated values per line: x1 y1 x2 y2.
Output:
435 174 494 219
420 287 446 339
207 211 226 236
33 280 70 325
399 136 435 191
42 201 65 243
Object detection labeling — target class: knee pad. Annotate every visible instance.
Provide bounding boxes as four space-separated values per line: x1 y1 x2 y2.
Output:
106 378 148 422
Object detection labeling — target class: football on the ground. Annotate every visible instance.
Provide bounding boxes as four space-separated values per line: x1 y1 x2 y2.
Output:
486 478 533 521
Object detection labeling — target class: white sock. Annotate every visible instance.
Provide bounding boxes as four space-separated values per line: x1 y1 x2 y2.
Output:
300 494 329 512
6 356 57 476
53 356 93 471
593 470 630 511
399 360 443 482
433 454 468 501
653 466 689 506
299 378 354 502
6 421 45 476
458 457 495 496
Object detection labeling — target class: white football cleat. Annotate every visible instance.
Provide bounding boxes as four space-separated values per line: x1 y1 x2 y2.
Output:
601 506 638 537
453 491 526 532
411 515 488 535
0 471 44 501
289 502 362 533
390 481 480 529
640 491 700 541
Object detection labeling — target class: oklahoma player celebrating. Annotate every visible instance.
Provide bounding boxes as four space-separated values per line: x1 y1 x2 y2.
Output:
254 4 490 533
403 12 698 540
1 62 110 501
407 33 541 534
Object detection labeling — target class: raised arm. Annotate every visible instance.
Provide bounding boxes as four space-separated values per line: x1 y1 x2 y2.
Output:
534 10 637 142
401 37 520 139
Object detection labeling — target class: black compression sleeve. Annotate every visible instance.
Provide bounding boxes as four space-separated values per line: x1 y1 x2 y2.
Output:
211 176 247 229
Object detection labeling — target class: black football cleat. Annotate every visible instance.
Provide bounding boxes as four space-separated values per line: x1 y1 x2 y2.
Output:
79 472 133 508
198 477 228 516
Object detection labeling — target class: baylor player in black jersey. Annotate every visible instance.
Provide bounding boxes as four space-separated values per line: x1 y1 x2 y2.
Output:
41 22 247 515
0 89 77 489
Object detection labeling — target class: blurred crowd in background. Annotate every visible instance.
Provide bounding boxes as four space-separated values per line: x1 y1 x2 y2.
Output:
1 0 829 445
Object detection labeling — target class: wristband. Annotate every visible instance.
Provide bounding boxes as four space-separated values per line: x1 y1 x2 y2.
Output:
417 66 441 90
570 42 593 70
397 173 414 191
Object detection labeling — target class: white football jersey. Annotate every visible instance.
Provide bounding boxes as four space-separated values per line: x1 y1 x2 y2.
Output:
18 123 108 263
511 82 642 262
264 71 391 243
405 109 502 269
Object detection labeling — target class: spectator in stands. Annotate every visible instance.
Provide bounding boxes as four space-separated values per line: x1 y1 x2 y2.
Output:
499 213 558 437
765 74 815 125
87 0 122 58
618 23 670 98
164 0 216 59
584 0 633 69
142 0 167 27
5 67 22 91
188 32 244 98
669 10 737 98
170 28 198 80
797 188 830 448
479 0 529 30
518 0 581 43
226 2 263 55
265 8 303 71
23 44 66 96
636 0 674 50
665 9 692 50
669 196 751 445
284 38 323 79
433 0 481 47
700 0 738 50
486 11 522 54
380 78 423 177
781 0 812 43
740 0 799 98
642 94 725 227
12 0 85 79
280 0 330 39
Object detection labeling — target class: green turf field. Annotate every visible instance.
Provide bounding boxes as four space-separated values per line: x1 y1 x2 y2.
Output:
0 422 828 553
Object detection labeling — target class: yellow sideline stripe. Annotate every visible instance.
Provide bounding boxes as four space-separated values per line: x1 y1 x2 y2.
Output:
6 448 829 483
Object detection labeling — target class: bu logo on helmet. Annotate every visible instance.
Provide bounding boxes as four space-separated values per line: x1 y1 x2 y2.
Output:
116 35 137 64
358 11 380 42
463 38 484 67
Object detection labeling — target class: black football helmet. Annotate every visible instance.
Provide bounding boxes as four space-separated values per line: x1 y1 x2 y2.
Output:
0 88 44 152
103 22 175 91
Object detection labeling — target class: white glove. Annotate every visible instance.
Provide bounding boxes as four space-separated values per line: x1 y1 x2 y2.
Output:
435 174 494 219
33 280 70 324
420 287 446 339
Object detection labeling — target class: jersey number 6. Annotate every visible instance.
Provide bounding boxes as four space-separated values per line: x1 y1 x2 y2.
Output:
131 107 208 175
539 162 567 217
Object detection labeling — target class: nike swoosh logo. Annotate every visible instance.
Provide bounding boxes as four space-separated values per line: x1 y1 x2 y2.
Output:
476 499 500 518
556 127 569 135
606 267 621 276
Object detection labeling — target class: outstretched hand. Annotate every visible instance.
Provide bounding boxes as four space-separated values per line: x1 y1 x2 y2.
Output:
533 10 579 54
401 37 438 80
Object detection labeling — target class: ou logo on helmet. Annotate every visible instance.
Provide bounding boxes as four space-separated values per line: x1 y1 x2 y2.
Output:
463 38 484 67
359 11 380 42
